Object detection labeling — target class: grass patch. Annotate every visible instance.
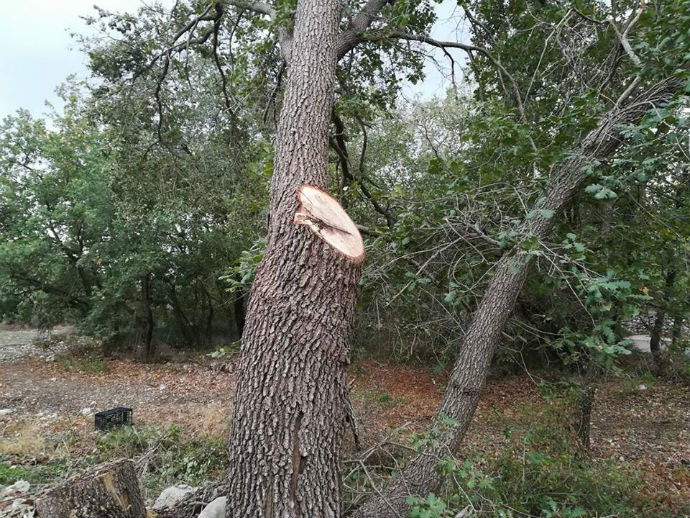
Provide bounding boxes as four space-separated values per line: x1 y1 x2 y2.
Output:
347 388 689 518
92 424 228 499
58 350 109 373
1 419 228 501
0 459 73 485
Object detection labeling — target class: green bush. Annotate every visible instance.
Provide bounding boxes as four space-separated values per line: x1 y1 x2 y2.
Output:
94 424 228 497
393 395 679 518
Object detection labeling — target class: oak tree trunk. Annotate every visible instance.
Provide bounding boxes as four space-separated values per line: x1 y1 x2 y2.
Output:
354 78 682 518
34 459 145 518
225 1 364 517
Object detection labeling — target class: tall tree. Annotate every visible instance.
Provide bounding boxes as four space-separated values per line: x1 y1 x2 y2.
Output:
73 0 689 515
225 1 364 516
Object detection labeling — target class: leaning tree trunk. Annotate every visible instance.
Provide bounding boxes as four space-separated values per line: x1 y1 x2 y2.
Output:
34 459 145 518
225 1 365 517
354 77 683 518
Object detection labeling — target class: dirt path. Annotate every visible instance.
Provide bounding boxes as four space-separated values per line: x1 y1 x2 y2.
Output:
0 358 235 436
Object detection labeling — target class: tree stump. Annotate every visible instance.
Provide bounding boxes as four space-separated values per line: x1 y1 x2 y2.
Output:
34 459 145 518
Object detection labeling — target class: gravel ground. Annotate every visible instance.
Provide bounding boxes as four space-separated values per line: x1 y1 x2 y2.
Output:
0 326 77 362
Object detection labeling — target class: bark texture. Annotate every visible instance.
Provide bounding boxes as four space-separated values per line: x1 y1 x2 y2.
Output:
575 384 596 450
34 459 145 518
354 78 683 518
225 0 363 517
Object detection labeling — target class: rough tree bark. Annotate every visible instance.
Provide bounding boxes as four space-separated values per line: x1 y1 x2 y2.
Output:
225 0 365 517
575 367 597 451
34 459 145 518
354 77 683 518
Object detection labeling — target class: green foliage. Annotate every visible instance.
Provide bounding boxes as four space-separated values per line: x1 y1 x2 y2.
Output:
94 425 227 494
405 397 667 518
0 75 268 348
220 240 265 295
208 340 241 359
407 493 449 518
0 459 71 485
59 350 109 374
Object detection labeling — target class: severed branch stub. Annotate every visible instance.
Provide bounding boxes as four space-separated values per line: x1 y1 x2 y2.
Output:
294 185 365 265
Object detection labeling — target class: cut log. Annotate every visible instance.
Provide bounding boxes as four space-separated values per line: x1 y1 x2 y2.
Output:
34 459 145 518
294 184 365 264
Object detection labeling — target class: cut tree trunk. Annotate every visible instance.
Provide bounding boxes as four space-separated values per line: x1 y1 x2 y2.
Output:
354 77 683 518
34 459 145 518
225 0 364 517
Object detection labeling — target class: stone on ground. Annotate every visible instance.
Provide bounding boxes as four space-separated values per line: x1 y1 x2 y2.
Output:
153 484 198 511
198 496 226 518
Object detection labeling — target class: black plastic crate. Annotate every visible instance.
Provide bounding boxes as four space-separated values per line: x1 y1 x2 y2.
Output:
95 407 133 431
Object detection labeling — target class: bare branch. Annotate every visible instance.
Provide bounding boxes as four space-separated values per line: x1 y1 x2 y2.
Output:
331 111 396 227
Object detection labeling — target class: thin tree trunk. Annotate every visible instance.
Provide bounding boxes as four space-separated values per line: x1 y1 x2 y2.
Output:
650 265 676 374
233 289 246 339
354 78 683 518
169 283 198 347
225 1 363 517
671 314 683 347
575 367 597 451
575 384 596 450
134 274 155 362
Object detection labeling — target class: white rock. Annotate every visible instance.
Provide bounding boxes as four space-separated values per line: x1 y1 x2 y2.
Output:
159 383 167 391
198 497 226 518
153 484 197 511
2 479 30 495
81 407 92 416
0 408 15 416
638 384 647 391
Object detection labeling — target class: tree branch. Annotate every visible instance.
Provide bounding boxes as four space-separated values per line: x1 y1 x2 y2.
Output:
336 0 393 59
384 30 529 126
331 111 396 227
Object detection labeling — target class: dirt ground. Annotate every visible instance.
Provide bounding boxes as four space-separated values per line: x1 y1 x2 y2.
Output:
1 331 689 515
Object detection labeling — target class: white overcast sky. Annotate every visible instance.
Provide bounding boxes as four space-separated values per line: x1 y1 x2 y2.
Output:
0 1 465 120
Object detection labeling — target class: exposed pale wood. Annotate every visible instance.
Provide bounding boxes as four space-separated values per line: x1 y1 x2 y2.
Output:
225 0 364 516
34 459 145 518
294 185 365 264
